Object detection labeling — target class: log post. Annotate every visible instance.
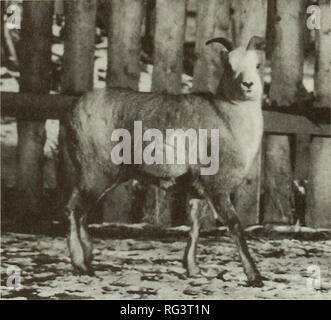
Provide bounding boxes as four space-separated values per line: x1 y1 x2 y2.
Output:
193 0 231 93
191 0 231 229
58 0 97 214
0 1 6 65
143 0 187 227
306 0 331 229
107 0 144 90
231 0 267 227
16 1 53 227
152 0 186 93
62 0 96 95
142 0 156 57
264 0 305 224
106 0 144 223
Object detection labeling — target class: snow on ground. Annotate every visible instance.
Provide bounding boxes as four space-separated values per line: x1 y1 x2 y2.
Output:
1 231 330 299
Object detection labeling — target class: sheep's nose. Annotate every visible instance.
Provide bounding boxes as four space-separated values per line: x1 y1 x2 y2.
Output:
242 81 253 89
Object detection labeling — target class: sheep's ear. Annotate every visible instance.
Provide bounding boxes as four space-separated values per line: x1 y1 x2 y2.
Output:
205 37 233 52
246 36 265 51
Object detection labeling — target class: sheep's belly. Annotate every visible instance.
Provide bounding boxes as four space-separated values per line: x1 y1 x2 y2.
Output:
140 163 189 179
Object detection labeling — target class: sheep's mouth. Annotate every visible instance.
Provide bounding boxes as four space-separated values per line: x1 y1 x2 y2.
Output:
242 89 260 101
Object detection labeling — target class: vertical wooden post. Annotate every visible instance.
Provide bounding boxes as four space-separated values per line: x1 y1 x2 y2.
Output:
306 0 331 228
266 0 276 60
17 1 53 226
264 0 305 224
58 0 97 208
191 0 231 230
152 0 187 92
62 0 96 95
105 0 144 223
142 0 156 57
231 0 267 47
293 2 312 220
294 135 311 181
193 0 231 93
143 0 186 227
54 0 64 16
231 0 267 227
107 0 144 90
1 1 7 65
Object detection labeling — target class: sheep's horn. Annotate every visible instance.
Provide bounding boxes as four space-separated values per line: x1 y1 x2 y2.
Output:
247 36 265 50
205 37 233 52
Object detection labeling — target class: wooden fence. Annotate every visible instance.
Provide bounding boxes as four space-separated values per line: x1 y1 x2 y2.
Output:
1 0 330 229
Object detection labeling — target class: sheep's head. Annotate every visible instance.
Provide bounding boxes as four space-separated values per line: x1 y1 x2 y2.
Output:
206 36 265 101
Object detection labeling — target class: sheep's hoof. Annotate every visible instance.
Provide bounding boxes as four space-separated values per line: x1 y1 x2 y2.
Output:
246 275 264 288
72 265 95 276
186 265 201 277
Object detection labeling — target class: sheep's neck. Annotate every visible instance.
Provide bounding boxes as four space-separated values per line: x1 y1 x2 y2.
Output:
213 93 264 173
212 96 263 126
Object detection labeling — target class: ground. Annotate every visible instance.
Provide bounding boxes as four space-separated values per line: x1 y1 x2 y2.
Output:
1 225 330 300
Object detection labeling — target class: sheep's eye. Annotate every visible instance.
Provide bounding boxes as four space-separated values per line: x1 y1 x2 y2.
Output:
256 63 261 70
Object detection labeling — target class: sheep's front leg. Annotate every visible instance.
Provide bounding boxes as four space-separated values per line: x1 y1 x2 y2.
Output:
183 199 201 277
66 188 94 275
216 194 263 287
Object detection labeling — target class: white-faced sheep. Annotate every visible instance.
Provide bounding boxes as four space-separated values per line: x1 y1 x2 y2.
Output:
64 35 265 287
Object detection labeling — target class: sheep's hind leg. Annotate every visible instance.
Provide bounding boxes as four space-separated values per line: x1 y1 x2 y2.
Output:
66 188 94 275
78 210 93 271
183 198 201 277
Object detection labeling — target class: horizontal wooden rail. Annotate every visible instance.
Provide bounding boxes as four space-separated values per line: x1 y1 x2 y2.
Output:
1 92 78 120
263 110 330 136
1 91 330 136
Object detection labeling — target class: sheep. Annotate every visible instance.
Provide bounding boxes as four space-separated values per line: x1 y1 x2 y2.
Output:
63 35 265 287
